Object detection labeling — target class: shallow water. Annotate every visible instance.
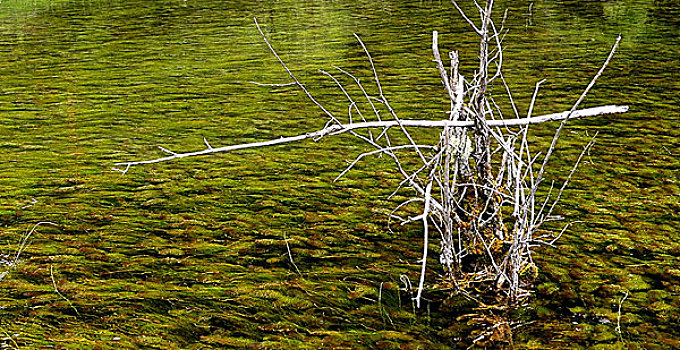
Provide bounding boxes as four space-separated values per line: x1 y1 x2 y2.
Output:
0 0 678 348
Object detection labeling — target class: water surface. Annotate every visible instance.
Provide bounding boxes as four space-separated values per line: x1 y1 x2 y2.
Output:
0 0 678 348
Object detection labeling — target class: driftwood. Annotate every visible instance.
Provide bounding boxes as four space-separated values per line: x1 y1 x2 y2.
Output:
113 105 627 175
115 1 627 307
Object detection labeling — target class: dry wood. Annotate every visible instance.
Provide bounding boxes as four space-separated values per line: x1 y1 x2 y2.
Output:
115 2 627 307
113 105 626 174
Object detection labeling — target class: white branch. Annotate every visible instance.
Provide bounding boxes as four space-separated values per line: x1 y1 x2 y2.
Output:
334 144 436 182
433 31 456 103
535 35 622 185
114 105 627 174
415 181 433 308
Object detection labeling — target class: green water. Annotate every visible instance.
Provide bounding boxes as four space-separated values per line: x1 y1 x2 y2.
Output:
0 0 677 348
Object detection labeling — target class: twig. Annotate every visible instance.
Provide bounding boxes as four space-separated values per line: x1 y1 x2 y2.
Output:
536 35 622 185
433 31 456 103
0 329 19 350
450 0 482 34
415 181 433 308
14 222 57 266
353 34 429 165
253 18 342 127
335 145 435 182
249 81 296 87
541 133 598 224
378 282 395 328
283 232 301 276
50 265 79 316
203 137 213 150
615 290 629 336
527 79 547 118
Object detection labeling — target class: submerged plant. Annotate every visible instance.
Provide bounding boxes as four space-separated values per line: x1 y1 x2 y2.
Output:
115 1 627 307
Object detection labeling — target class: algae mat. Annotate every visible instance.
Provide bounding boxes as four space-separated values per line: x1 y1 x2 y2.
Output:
0 0 678 348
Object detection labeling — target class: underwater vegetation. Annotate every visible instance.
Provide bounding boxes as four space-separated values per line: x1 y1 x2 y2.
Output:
0 0 678 348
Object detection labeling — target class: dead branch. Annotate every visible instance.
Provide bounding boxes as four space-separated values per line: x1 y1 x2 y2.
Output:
115 5 628 307
113 105 627 174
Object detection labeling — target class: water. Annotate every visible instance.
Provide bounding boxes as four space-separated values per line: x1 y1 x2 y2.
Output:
0 0 678 348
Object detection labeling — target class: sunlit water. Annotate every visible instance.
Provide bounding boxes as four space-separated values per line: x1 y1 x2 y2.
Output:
0 0 677 348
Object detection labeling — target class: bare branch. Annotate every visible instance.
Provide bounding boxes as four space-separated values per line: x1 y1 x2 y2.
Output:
253 18 342 127
203 137 213 150
450 0 482 34
335 145 435 182
540 133 598 225
158 146 176 155
536 35 622 184
433 31 456 103
11 222 58 268
114 106 627 173
415 180 433 308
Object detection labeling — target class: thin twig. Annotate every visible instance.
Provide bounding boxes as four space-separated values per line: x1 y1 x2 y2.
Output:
0 329 19 350
335 145 435 182
283 232 302 276
415 181 433 308
433 31 456 103
541 133 598 223
14 222 57 265
50 265 79 316
536 35 622 185
249 81 296 87
253 18 342 127
450 0 482 34
616 290 629 336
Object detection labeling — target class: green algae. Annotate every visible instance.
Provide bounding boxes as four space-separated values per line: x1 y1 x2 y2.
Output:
0 0 678 348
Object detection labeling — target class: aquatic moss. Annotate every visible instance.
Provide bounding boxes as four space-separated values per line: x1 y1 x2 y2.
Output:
0 0 678 348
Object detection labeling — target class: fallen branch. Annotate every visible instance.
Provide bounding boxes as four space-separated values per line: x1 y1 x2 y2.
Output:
113 105 627 174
